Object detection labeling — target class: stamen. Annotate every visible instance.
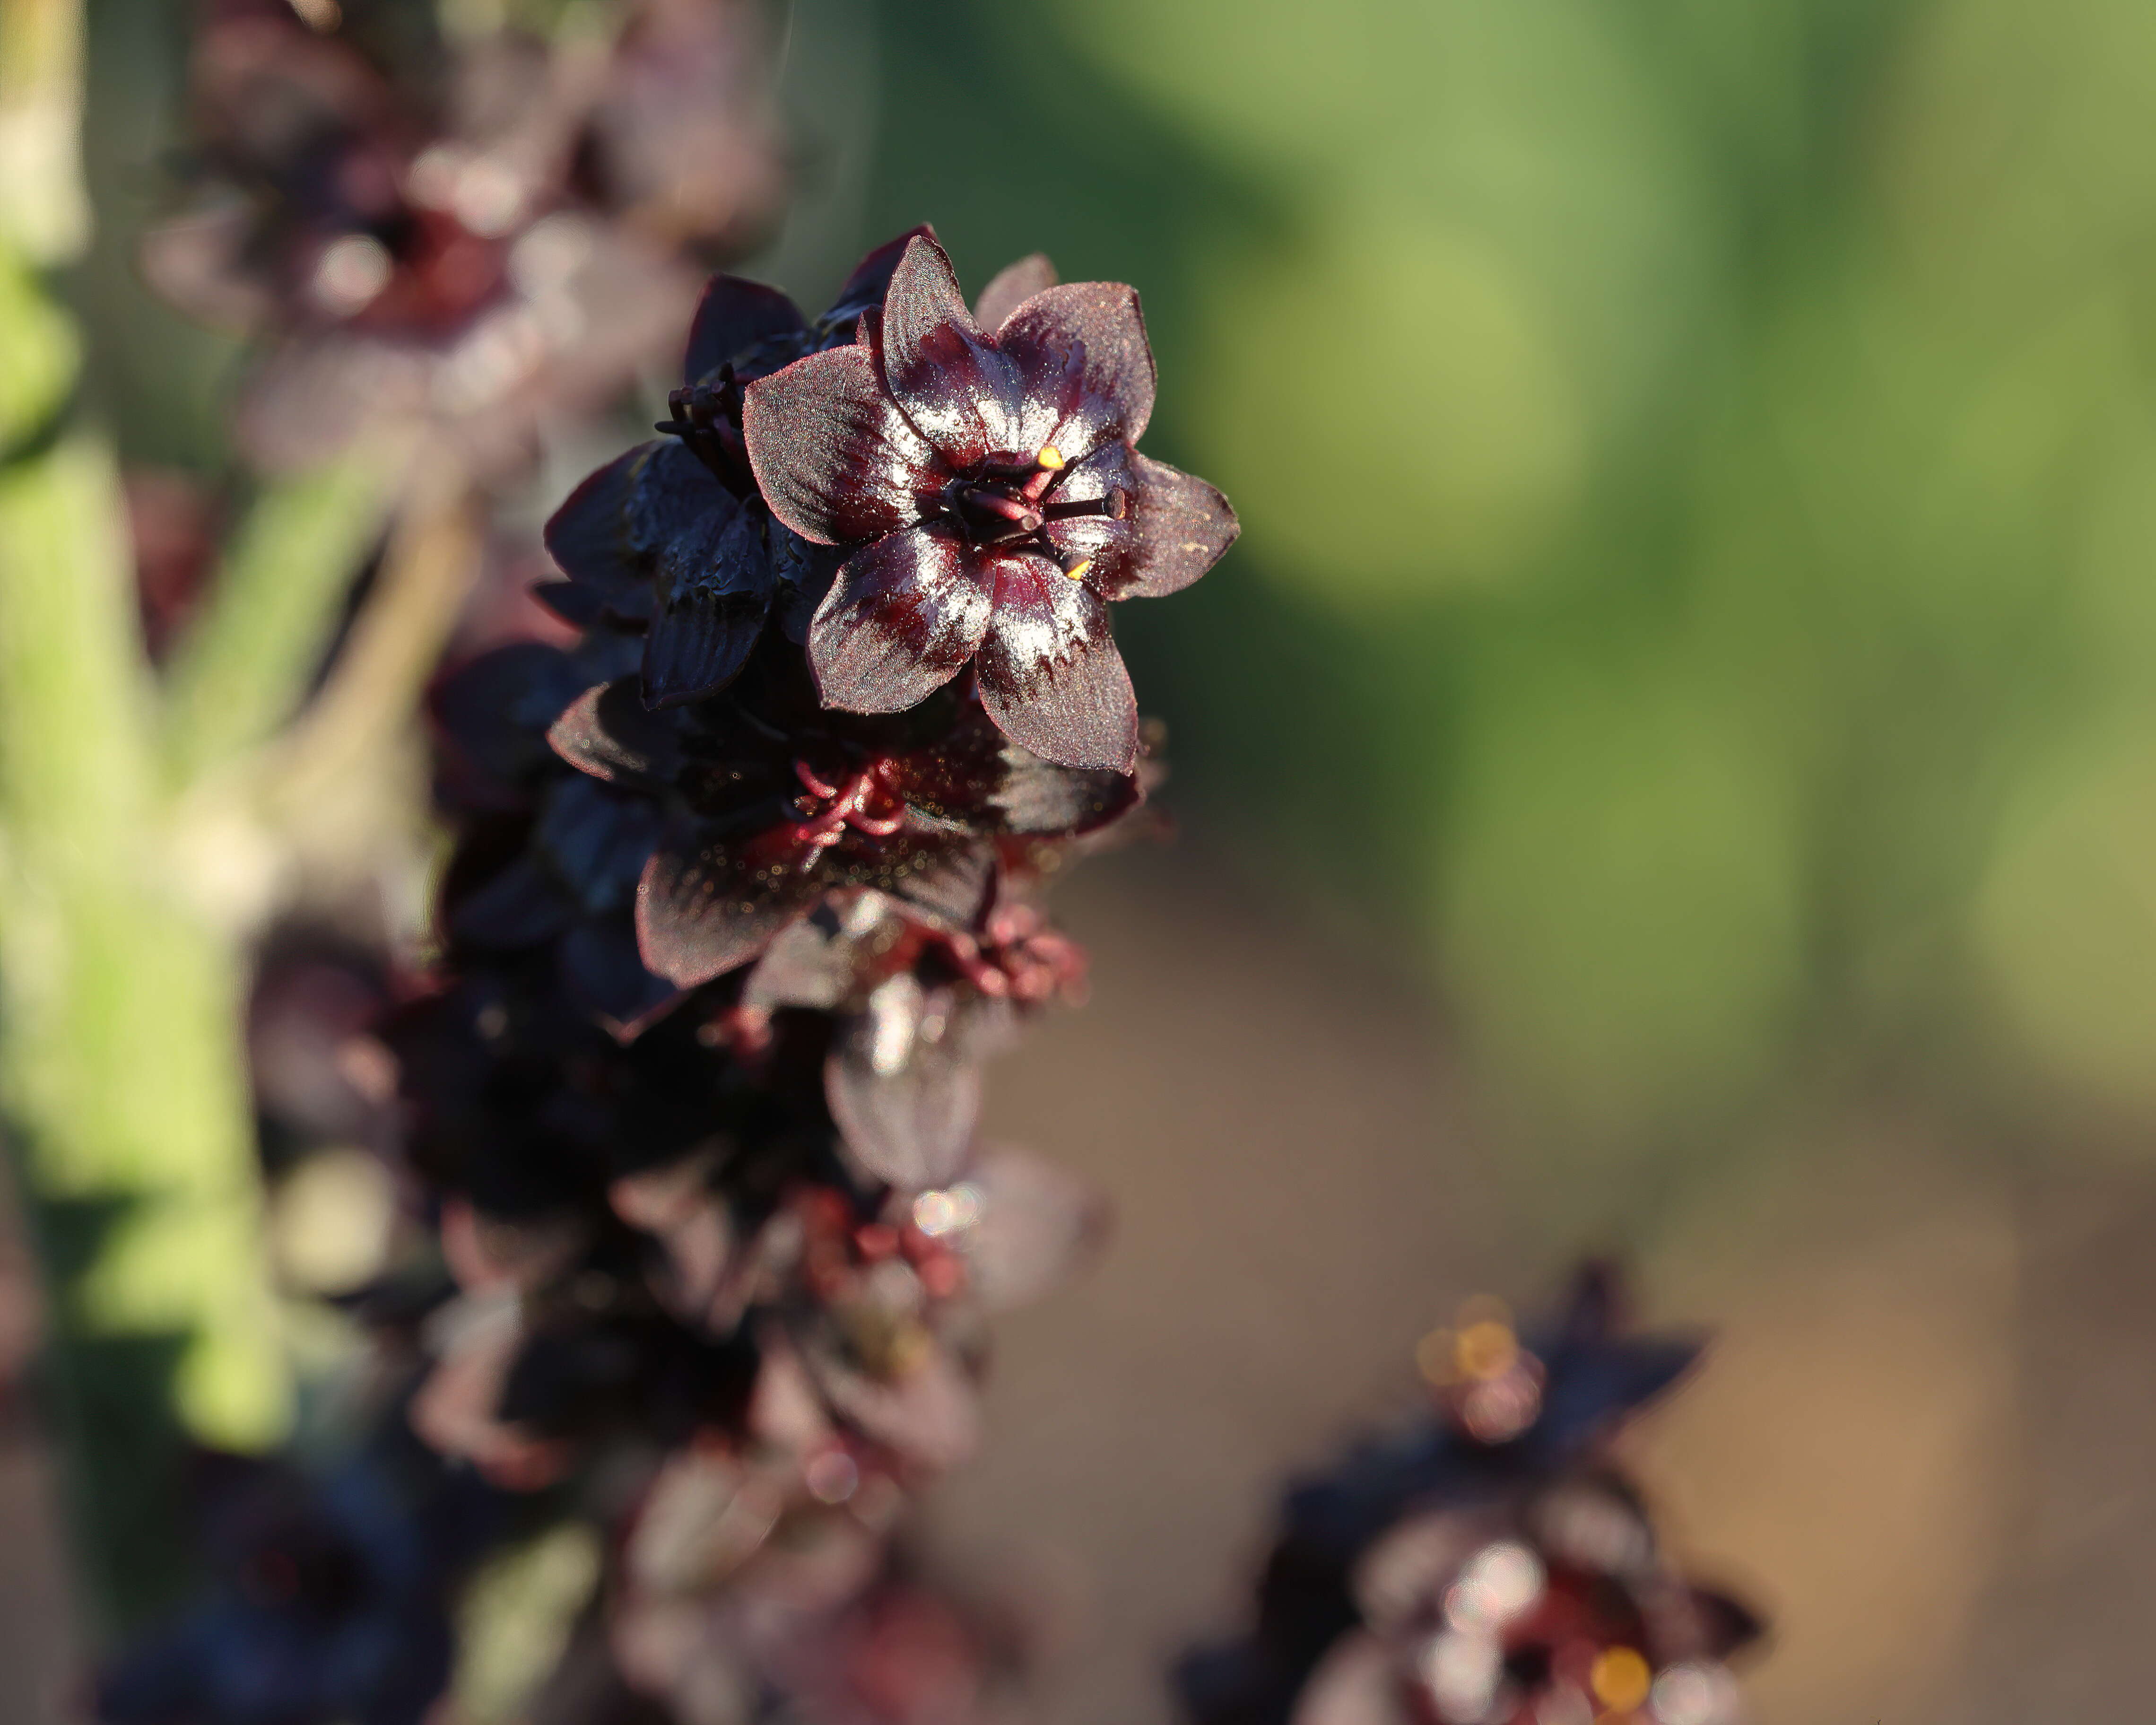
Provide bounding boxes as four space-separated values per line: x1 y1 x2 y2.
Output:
1035 444 1065 470
1061 558 1093 582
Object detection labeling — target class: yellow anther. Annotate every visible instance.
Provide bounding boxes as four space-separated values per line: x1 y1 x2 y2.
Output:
1589 1647 1652 1713
1035 444 1065 470
1062 559 1093 582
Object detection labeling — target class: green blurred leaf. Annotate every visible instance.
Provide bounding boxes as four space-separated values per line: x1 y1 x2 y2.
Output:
0 247 77 448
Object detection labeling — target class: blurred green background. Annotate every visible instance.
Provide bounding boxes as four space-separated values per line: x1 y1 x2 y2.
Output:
742 0 2156 1209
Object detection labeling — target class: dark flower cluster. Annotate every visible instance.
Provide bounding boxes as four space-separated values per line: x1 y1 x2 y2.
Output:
1177 1268 1765 1725
103 224 1231 1725
142 0 784 475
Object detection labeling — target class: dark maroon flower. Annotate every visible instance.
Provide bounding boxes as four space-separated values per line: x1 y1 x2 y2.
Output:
139 1 730 475
741 234 1238 772
548 651 1139 990
539 230 935 708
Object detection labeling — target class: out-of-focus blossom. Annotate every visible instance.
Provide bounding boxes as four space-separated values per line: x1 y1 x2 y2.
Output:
141 0 783 476
1178 1270 1751 1725
1297 1475 1761 1725
97 1445 499 1725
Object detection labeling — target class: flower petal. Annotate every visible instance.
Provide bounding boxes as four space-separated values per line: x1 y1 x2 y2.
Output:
542 442 658 615
642 499 773 708
545 438 732 624
435 643 590 790
976 560 1139 772
878 841 994 930
878 234 1025 466
742 344 943 545
558 914 682 1042
548 678 685 786
534 777 660 913
973 253 1057 331
894 706 1141 838
635 818 826 985
1119 453 1240 599
682 273 805 384
1082 452 1239 601
807 527 993 714
826 979 1003 1189
997 282 1157 455
955 1148 1110 1311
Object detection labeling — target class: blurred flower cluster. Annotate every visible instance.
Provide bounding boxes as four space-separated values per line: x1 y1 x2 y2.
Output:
1178 1269 1764 1725
142 0 783 479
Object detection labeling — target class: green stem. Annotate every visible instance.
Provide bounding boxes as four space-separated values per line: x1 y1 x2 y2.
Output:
0 0 338 1637
163 455 394 790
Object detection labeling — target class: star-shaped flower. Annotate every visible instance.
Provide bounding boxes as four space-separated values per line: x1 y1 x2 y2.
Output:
742 234 1238 771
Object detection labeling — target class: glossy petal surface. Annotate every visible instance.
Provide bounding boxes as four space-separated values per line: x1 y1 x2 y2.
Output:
808 528 994 714
976 560 1139 772
635 819 827 986
998 281 1156 455
743 344 944 545
877 235 1024 466
1088 453 1240 601
826 978 993 1189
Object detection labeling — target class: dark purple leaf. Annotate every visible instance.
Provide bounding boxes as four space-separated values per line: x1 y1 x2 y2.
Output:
769 518 843 644
807 528 994 714
740 911 858 1011
683 274 805 384
894 707 1140 838
880 841 995 930
534 777 660 913
976 559 1139 772
742 344 944 545
973 253 1057 331
558 915 683 1042
641 502 773 708
530 579 609 628
433 644 589 789
542 444 652 609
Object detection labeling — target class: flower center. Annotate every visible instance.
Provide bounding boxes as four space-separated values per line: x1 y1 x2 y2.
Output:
934 445 1129 578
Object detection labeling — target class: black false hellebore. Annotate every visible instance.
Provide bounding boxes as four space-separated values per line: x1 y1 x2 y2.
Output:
99 227 1211 1725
